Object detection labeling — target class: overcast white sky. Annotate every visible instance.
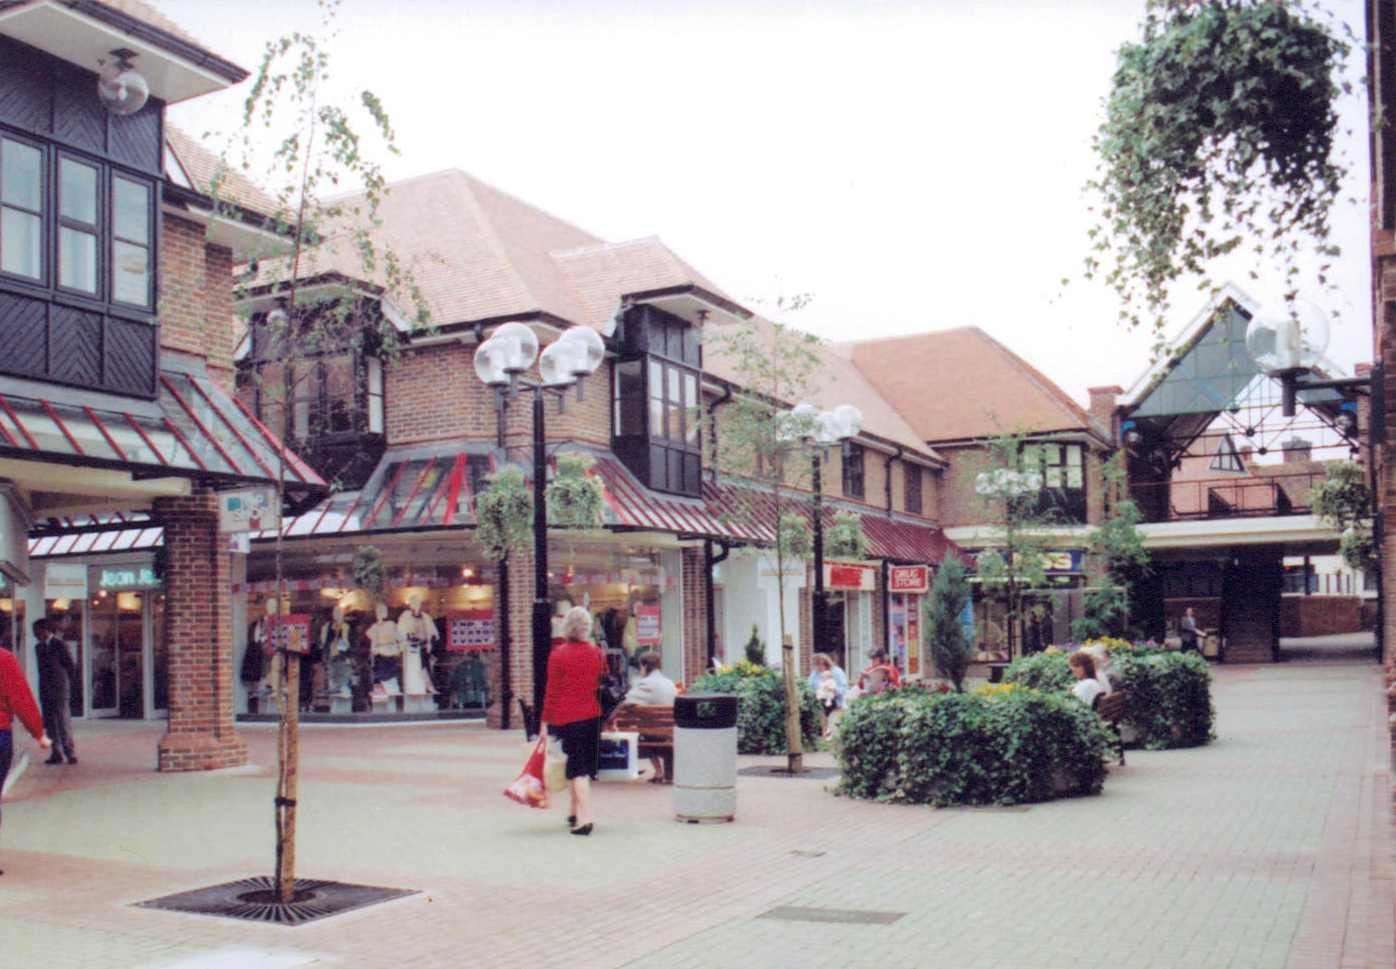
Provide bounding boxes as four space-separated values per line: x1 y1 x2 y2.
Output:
163 0 1374 407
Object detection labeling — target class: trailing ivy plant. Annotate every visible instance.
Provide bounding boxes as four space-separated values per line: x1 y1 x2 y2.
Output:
475 466 533 561
1310 461 1376 571
1086 0 1351 337
546 453 605 529
823 512 866 559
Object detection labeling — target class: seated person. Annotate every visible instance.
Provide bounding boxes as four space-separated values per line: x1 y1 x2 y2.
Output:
622 652 677 782
1068 650 1105 708
1082 643 1116 694
856 650 902 694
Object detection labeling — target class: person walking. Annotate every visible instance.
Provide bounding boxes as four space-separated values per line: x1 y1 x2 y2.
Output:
540 606 607 836
1179 608 1200 653
34 620 77 765
2 635 51 874
807 653 848 739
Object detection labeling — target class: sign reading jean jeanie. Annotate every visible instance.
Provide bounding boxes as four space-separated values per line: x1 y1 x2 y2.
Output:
446 609 495 652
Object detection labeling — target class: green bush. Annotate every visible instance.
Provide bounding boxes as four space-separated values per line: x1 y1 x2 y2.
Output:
1003 652 1074 693
1003 647 1214 750
691 665 821 754
836 688 1109 806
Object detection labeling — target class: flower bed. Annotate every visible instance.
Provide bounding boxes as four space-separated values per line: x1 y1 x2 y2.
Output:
1003 644 1215 750
835 686 1109 806
690 662 822 754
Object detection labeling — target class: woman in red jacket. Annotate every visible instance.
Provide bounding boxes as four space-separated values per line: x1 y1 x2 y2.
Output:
1 643 50 873
540 606 606 836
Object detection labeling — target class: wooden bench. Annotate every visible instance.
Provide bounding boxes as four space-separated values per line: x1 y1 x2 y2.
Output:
607 703 675 783
1093 690 1129 766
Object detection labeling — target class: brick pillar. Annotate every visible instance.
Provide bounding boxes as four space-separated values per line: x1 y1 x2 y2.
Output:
680 547 707 684
1377 261 1396 670
155 490 247 771
487 548 536 730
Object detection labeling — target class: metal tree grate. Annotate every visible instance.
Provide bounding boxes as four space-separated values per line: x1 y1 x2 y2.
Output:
737 766 840 779
135 877 417 926
758 906 905 925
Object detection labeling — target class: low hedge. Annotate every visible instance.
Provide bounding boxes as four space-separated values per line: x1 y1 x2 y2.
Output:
690 663 822 754
836 686 1109 806
1003 647 1214 749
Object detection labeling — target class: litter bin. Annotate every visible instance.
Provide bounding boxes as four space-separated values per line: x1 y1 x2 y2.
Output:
673 693 738 823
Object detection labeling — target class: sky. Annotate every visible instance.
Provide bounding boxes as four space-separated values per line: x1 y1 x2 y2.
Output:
162 0 1375 408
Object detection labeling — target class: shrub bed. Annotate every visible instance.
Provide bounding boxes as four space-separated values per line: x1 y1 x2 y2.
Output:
1003 646 1214 750
691 662 821 754
836 686 1109 806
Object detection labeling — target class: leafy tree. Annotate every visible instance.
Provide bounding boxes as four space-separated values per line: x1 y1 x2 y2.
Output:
1075 456 1151 640
971 434 1056 659
1086 0 1351 338
208 0 431 905
1311 461 1376 572
924 556 972 691
710 300 824 773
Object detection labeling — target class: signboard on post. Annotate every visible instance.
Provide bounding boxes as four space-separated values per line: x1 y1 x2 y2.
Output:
268 614 312 655
219 487 279 533
824 562 876 592
634 603 662 646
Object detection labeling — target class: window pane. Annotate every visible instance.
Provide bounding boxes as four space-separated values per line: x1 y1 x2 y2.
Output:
1 140 41 209
667 365 681 404
1 208 41 278
615 360 643 399
113 177 150 243
1022 446 1041 471
112 240 149 304
1066 466 1084 488
619 397 645 435
1066 445 1082 466
367 357 384 433
649 395 664 438
648 360 663 397
58 226 97 292
683 372 698 445
59 159 97 224
1045 466 1063 488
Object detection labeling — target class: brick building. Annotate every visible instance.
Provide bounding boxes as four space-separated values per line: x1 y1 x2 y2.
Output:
0 0 319 769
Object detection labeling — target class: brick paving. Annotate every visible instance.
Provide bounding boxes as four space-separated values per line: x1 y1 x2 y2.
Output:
0 656 1390 969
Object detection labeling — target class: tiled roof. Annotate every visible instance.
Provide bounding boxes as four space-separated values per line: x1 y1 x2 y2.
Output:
845 327 1098 444
292 169 741 332
704 315 940 460
165 126 281 219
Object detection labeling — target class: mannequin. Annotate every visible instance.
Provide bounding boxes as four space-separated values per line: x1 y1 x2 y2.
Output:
366 601 401 698
550 598 573 641
255 598 285 711
321 605 354 698
397 592 439 695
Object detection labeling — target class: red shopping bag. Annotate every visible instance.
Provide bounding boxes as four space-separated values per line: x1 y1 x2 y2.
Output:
503 736 548 808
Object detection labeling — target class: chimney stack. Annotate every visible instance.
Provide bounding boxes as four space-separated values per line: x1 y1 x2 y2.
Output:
1282 438 1312 464
1087 385 1123 443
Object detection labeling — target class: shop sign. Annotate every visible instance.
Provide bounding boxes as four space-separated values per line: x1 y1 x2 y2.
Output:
218 487 279 533
824 562 876 591
634 603 662 646
268 614 312 654
97 566 161 590
44 562 87 600
889 565 929 595
447 609 495 653
1043 550 1085 574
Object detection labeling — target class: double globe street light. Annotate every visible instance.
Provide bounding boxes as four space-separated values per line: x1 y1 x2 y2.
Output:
782 401 863 659
473 323 606 735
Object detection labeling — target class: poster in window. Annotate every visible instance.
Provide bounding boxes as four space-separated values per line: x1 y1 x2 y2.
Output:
634 603 661 646
268 614 312 654
447 609 495 653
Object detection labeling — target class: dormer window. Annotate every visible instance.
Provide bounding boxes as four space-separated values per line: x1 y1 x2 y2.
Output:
612 304 702 496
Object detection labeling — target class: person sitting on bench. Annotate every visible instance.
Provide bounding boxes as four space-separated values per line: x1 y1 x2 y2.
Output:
624 651 676 782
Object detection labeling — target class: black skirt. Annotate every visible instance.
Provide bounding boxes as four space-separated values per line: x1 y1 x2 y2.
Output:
548 717 601 780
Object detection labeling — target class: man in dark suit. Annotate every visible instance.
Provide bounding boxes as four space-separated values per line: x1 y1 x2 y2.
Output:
34 619 77 765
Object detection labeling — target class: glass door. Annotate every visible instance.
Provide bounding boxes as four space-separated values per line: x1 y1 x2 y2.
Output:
88 590 145 718
151 592 166 717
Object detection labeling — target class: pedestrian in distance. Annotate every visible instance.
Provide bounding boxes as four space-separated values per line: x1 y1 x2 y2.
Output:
34 620 77 765
807 652 848 739
540 606 607 836
1179 608 1200 653
1 635 52 875
857 649 901 694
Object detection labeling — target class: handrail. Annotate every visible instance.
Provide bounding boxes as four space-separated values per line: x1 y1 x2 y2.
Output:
1129 469 1325 523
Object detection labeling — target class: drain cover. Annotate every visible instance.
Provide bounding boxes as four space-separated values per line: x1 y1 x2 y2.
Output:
737 766 840 779
759 906 904 925
136 876 417 926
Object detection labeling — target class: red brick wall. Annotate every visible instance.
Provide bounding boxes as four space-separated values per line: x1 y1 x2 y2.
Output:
159 214 237 381
681 547 707 683
155 490 247 771
1279 596 1365 637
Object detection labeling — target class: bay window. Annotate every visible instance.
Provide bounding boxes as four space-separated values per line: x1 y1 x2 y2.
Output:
842 442 865 499
1022 442 1087 522
612 304 703 496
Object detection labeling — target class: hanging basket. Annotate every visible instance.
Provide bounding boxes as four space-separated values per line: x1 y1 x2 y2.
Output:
476 466 533 561
546 453 605 529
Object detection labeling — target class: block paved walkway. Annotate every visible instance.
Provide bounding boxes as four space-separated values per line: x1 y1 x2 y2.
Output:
0 656 1390 969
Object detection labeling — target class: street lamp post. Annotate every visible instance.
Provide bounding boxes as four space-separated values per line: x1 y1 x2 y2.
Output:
473 323 606 736
786 402 863 661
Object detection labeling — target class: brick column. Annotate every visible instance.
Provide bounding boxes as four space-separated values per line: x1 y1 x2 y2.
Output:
487 548 536 730
680 547 707 684
155 490 247 771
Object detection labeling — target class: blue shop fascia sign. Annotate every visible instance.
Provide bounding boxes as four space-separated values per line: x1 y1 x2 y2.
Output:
965 549 1086 575
96 566 162 590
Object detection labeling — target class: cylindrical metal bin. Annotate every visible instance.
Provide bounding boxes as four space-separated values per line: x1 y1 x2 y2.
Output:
673 693 739 823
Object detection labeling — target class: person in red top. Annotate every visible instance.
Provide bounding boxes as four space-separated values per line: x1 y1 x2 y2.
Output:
857 649 902 694
540 606 606 836
1 643 51 874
